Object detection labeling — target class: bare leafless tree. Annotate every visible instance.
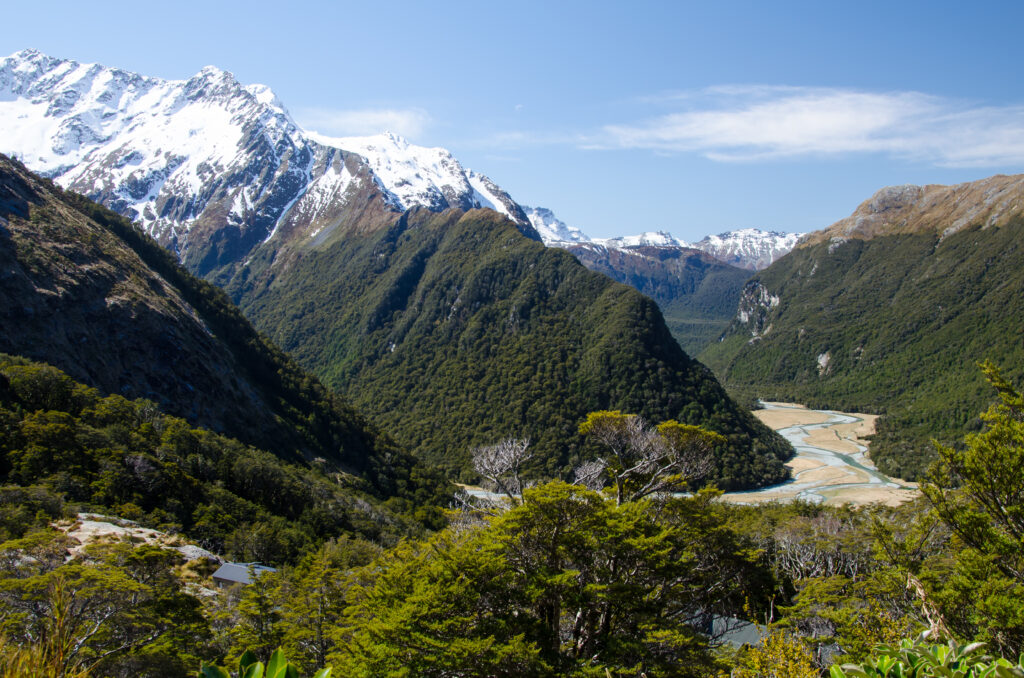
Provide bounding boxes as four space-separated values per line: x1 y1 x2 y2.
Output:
471 437 533 504
572 460 606 492
575 411 723 505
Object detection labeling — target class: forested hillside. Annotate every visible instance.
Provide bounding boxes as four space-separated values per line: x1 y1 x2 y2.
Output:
0 153 444 499
555 242 751 354
702 200 1024 479
4 362 1024 677
230 207 791 489
0 355 440 556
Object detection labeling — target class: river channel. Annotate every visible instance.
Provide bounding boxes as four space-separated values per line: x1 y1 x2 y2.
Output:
723 402 919 506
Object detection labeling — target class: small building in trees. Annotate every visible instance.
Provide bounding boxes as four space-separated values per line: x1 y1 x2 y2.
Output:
212 562 276 588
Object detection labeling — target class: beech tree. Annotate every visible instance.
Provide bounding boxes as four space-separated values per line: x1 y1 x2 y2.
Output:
576 411 725 505
923 362 1024 582
920 361 1024 654
332 482 770 677
0 534 207 676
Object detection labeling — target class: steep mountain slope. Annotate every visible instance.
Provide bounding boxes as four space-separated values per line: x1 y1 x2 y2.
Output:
0 152 435 497
0 354 427 558
0 51 791 489
314 131 532 227
701 175 1024 479
552 241 751 354
0 49 782 360
0 49 532 279
228 205 791 490
523 206 590 244
525 208 800 352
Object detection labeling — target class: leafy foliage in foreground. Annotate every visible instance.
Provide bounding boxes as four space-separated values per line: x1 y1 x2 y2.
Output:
331 483 772 677
0 533 208 677
830 635 1024 678
920 362 1024 654
3 359 1022 676
232 207 790 490
0 354 446 560
721 366 1024 676
199 648 331 678
701 221 1024 480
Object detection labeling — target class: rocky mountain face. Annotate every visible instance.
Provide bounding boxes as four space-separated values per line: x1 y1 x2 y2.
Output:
0 49 533 279
0 152 422 489
799 175 1024 246
700 173 1024 480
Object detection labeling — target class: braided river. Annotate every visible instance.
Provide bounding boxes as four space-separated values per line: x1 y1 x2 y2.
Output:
723 402 919 506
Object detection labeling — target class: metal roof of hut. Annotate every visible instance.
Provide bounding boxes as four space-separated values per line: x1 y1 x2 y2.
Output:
211 562 277 586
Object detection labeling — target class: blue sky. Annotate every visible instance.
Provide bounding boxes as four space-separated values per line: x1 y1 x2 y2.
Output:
6 0 1024 240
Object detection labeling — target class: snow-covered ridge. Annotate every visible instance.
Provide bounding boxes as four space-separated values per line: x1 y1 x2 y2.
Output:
308 131 524 224
692 228 804 270
1 49 797 272
593 231 685 249
0 49 530 268
523 206 591 243
527 204 802 271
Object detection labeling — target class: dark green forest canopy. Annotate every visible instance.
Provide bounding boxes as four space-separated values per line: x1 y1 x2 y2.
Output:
0 153 445 498
3 367 1023 676
701 220 1024 480
229 207 791 490
0 354 445 559
556 243 752 355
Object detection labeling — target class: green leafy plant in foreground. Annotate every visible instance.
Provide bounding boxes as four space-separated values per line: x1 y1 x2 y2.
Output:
199 648 331 678
830 634 1024 678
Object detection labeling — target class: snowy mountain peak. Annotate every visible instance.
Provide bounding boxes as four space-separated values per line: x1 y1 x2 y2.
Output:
308 130 529 227
691 229 804 270
594 231 685 249
198 64 227 76
0 49 793 275
524 206 591 243
525 203 801 270
0 50 536 272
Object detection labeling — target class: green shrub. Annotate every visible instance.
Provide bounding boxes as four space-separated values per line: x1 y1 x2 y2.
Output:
830 634 1024 677
199 648 331 678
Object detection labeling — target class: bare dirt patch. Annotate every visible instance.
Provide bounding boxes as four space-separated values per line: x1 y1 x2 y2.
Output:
753 404 833 429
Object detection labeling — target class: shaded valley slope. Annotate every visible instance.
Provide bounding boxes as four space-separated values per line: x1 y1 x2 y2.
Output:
0 153 435 499
556 241 752 355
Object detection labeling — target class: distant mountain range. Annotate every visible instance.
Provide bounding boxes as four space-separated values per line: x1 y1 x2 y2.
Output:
519 207 802 351
0 48 799 278
525 205 802 271
0 50 793 489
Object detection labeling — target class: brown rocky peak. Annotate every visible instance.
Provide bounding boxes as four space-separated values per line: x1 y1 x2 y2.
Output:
801 173 1024 246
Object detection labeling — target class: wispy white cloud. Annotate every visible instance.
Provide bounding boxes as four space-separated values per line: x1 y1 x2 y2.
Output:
593 86 1024 167
294 107 432 138
466 129 587 150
